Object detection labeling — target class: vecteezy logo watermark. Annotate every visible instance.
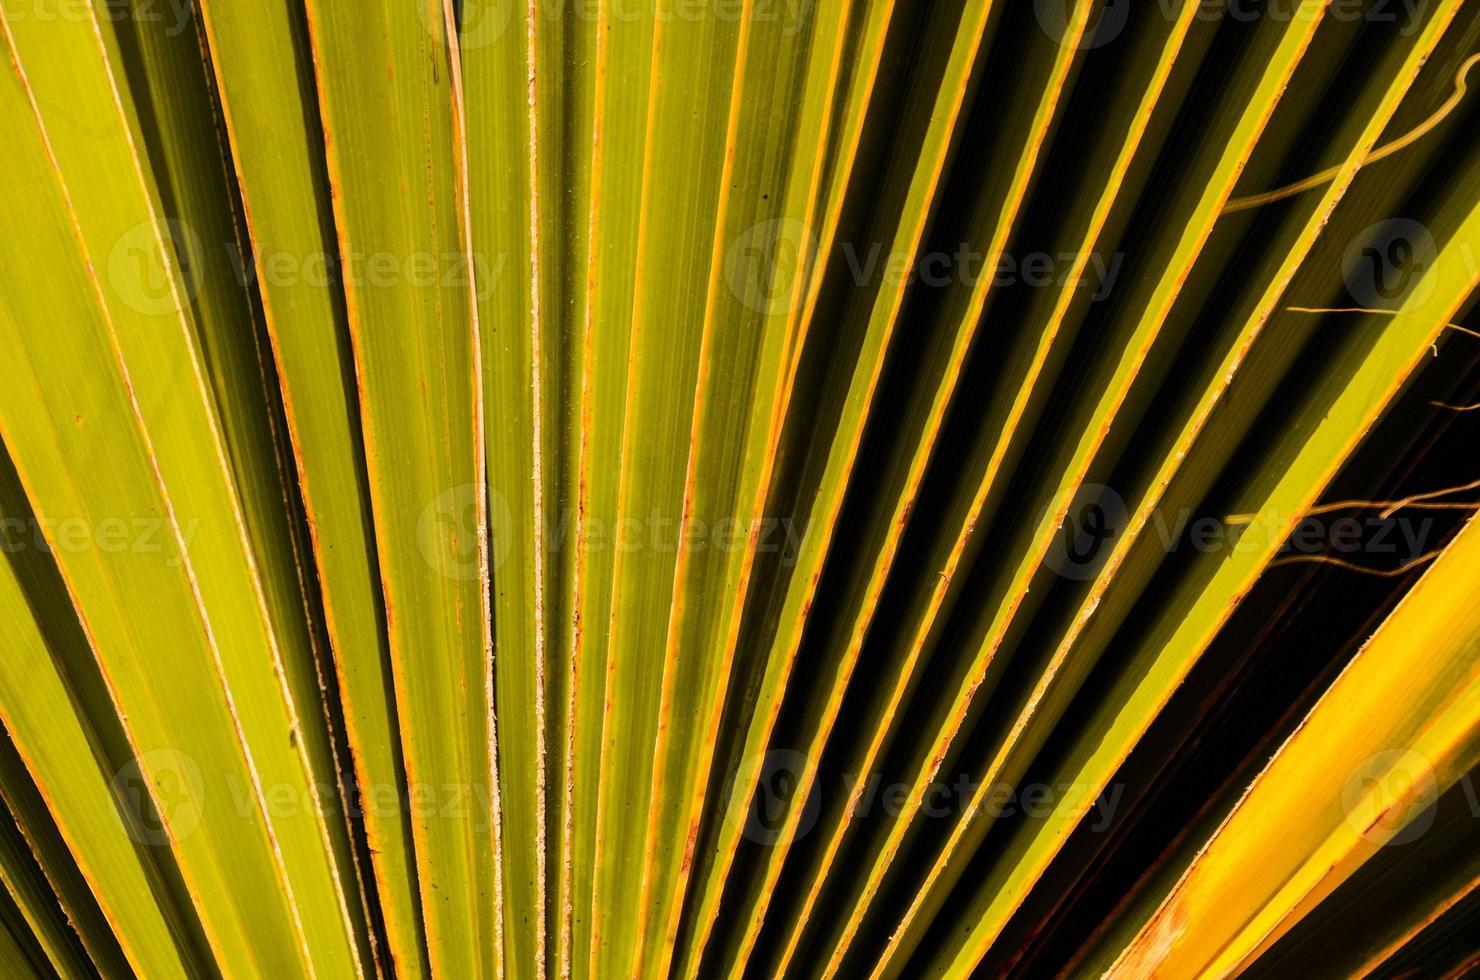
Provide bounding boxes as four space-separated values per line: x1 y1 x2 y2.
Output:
727 749 1127 847
1341 748 1438 845
1034 0 1130 50
844 772 1125 831
1342 218 1437 309
425 0 515 51
239 246 505 300
725 218 817 316
839 243 1123 300
107 218 202 317
111 749 203 847
1036 1 1430 47
113 755 503 842
109 219 509 317
1191 0 1428 35
436 0 815 51
1276 512 1438 566
1042 483 1130 581
417 483 511 581
728 749 821 846
418 489 799 580
345 780 496 829
1 513 200 566
5 0 194 36
556 511 802 561
1037 487 1443 581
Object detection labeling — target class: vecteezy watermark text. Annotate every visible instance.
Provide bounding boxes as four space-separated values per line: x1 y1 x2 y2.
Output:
1 514 199 565
729 748 1126 846
840 243 1123 300
416 484 803 580
1043 483 1443 581
1034 0 1430 50
5 0 194 36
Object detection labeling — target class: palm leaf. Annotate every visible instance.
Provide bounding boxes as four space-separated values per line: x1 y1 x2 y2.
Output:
0 1 1478 977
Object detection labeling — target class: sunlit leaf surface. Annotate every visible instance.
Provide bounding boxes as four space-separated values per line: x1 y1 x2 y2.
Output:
0 1 1477 977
